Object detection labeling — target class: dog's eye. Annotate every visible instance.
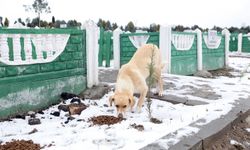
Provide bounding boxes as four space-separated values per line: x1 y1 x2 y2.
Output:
115 105 119 108
123 105 127 108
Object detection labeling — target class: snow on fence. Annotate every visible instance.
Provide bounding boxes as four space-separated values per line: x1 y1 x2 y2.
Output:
0 28 88 119
114 26 230 75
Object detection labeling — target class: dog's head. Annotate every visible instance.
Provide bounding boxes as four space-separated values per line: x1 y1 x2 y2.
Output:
109 92 135 118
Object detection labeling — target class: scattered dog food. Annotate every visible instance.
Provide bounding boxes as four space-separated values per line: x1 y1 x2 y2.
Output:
0 139 40 150
89 115 123 126
130 123 144 131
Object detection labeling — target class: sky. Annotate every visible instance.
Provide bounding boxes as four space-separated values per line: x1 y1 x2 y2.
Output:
0 0 250 28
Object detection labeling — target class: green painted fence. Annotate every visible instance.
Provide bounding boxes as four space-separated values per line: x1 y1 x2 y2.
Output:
120 32 159 66
242 36 250 53
0 29 87 119
171 32 197 75
202 33 225 70
98 28 113 67
229 33 238 52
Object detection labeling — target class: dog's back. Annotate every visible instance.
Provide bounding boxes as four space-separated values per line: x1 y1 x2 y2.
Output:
128 44 162 79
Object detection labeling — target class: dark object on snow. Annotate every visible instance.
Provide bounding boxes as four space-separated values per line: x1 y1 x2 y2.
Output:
130 123 144 131
79 84 110 100
150 117 162 124
28 128 38 135
103 104 109 107
28 118 41 125
89 115 124 126
68 103 88 115
58 105 69 112
70 97 81 104
37 110 44 114
60 92 79 100
50 111 60 117
67 116 75 121
15 114 26 120
77 119 85 122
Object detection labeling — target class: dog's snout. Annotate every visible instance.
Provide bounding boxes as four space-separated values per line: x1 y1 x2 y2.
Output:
118 113 123 118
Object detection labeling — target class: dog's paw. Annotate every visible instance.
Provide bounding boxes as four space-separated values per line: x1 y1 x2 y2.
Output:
136 107 142 113
158 92 163 97
154 92 163 97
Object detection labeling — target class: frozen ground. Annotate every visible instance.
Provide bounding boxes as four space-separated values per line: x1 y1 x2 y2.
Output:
0 54 250 150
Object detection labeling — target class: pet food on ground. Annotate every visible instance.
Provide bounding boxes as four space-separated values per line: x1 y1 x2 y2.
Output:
0 140 40 150
89 115 123 126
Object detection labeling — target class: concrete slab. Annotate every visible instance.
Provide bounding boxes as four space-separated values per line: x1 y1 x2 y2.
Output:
141 97 250 150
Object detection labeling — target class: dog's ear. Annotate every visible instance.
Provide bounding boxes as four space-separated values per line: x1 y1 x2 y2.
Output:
109 96 115 106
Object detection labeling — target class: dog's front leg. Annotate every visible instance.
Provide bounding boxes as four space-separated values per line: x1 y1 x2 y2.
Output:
137 86 148 113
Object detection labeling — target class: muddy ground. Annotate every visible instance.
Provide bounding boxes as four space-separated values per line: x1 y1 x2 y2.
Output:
204 110 250 150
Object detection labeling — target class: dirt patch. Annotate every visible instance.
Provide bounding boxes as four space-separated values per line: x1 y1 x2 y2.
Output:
209 68 234 77
204 110 250 150
88 115 124 126
0 140 40 150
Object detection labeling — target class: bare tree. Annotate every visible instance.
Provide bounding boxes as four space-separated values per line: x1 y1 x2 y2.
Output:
23 0 51 27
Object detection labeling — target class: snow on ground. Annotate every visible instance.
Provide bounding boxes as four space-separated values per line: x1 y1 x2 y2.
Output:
1 53 250 150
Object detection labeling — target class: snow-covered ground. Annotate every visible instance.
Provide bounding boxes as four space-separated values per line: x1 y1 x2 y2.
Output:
1 53 250 150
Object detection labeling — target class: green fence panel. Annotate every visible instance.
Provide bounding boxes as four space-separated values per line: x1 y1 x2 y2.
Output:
171 32 197 75
202 33 225 71
98 28 113 67
120 32 159 66
0 29 87 119
242 36 250 53
229 34 238 52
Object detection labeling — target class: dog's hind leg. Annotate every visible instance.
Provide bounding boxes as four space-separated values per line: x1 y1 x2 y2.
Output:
155 68 163 96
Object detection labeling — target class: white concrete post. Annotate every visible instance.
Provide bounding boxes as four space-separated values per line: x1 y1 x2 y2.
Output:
238 33 242 53
195 29 203 71
113 28 122 69
82 20 99 88
159 25 172 73
222 29 230 67
12 34 22 61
